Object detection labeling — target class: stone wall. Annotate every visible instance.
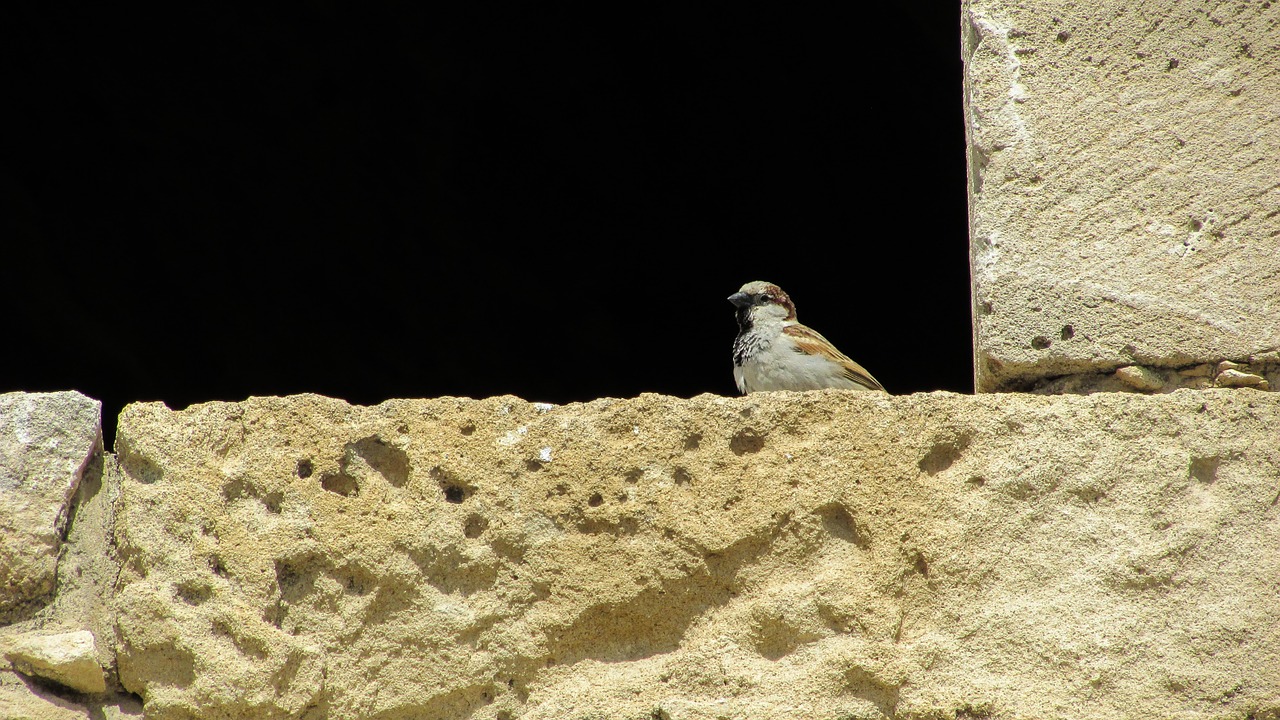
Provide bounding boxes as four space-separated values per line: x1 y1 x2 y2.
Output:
963 0 1280 393
2 391 1279 719
4 1 1280 718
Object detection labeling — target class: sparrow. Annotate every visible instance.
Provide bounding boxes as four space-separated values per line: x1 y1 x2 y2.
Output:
728 281 885 394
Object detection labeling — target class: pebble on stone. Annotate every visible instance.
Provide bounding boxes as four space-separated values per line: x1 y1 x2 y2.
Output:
1216 369 1270 390
1115 366 1165 392
5 630 106 694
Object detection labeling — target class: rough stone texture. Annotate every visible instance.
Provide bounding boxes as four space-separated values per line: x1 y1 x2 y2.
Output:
0 667 142 720
0 670 92 720
0 391 103 622
0 671 141 720
105 391 1280 720
962 0 1280 392
1033 356 1280 396
4 630 107 694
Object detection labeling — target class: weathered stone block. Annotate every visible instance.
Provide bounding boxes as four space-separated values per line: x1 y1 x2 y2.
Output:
109 391 1280 719
963 0 1280 392
0 391 102 622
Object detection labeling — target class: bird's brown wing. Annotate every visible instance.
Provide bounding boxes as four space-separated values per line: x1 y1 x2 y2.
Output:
783 324 885 392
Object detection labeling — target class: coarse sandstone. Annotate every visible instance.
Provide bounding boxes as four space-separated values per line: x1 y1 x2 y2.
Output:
962 0 1280 392
101 390 1280 720
0 391 103 622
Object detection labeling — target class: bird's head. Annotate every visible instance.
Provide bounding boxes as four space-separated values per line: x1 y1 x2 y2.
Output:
728 281 797 323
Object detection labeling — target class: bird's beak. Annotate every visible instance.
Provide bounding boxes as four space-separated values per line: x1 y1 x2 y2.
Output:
727 292 751 308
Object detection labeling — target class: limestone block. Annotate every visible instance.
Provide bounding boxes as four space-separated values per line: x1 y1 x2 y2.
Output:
110 391 1280 720
0 391 103 621
963 0 1280 392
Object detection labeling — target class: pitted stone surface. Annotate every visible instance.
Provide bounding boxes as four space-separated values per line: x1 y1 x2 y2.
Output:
108 391 1280 720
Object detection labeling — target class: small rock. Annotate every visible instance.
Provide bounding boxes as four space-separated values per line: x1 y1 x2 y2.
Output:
1216 369 1269 390
1115 366 1165 392
1177 364 1214 377
1216 360 1243 375
5 630 106 694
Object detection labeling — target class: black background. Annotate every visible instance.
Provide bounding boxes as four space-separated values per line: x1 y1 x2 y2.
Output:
4 6 972 447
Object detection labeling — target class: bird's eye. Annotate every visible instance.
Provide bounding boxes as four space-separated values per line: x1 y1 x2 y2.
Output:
756 295 771 305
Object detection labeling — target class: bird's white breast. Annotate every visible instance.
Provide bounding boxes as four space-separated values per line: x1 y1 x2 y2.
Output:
734 333 857 392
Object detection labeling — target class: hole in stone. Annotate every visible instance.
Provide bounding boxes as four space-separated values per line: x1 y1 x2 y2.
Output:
1167 58 1180 70
460 423 476 436
1060 324 1075 340
320 472 359 497
815 503 868 547
347 436 410 488
464 514 489 538
344 573 369 596
432 467 474 503
223 478 249 501
175 581 212 606
1071 486 1105 503
911 552 930 577
624 469 643 484
274 557 319 609
673 467 693 486
684 433 702 450
263 491 283 513
730 429 765 455
1189 456 1220 483
296 459 313 479
588 493 604 507
919 435 969 475
123 452 164 485
966 475 987 487
443 484 467 504
846 666 902 718
1031 336 1052 350
209 555 229 578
